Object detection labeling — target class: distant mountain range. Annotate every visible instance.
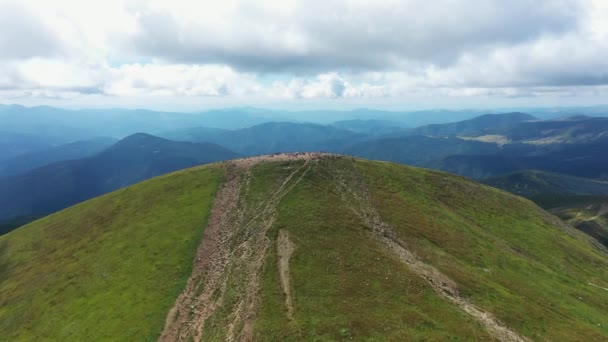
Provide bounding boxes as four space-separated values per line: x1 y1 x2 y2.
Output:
330 119 408 134
0 131 59 162
0 134 238 230
409 112 536 137
161 122 368 155
5 104 607 142
404 114 608 179
3 105 608 341
483 170 608 198
0 137 117 177
4 109 608 237
343 135 499 166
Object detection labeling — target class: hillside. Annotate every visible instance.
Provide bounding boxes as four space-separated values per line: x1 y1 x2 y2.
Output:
483 170 608 198
0 138 117 177
0 131 56 162
410 112 536 137
0 166 223 340
339 113 608 179
436 136 608 179
2 155 607 341
331 119 408 135
409 114 608 146
482 171 608 247
0 134 238 230
343 135 499 166
503 116 608 145
162 122 366 156
545 196 608 248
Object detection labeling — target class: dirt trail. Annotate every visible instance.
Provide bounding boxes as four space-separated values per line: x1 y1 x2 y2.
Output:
277 229 296 320
226 156 312 341
589 282 608 291
159 161 244 342
160 153 325 342
331 161 528 342
161 153 527 341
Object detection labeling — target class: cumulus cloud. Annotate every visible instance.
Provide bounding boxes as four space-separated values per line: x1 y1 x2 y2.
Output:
104 64 260 97
276 73 348 99
126 0 582 72
0 0 607 106
0 3 63 60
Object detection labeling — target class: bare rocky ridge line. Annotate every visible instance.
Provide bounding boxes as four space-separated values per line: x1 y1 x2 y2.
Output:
159 153 326 342
331 161 528 342
277 229 296 320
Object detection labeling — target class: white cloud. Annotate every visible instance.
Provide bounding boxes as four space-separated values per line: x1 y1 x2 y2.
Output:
125 0 582 71
104 63 260 97
0 0 607 107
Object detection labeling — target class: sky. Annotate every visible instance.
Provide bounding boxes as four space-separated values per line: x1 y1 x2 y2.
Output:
1 0 607 110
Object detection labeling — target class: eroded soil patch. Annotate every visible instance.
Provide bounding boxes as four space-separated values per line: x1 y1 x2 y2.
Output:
160 153 327 341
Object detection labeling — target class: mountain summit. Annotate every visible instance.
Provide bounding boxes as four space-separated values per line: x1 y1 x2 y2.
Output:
1 154 607 340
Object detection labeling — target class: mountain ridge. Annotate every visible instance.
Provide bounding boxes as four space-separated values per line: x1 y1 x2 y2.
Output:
0 133 239 231
2 154 607 340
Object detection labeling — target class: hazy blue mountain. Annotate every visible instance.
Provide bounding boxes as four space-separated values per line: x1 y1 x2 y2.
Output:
0 137 117 177
403 114 608 151
159 126 230 143
331 119 408 135
0 105 283 139
435 135 608 179
409 112 536 137
342 135 500 166
0 133 239 231
498 116 608 144
162 122 368 156
483 170 608 198
0 105 509 140
0 131 58 162
3 104 608 142
391 109 495 127
430 155 516 179
526 105 608 120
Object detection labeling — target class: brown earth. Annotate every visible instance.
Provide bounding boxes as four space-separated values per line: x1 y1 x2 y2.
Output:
277 229 296 320
159 153 330 341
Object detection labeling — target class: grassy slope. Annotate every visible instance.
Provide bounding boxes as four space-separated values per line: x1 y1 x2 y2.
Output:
252 158 608 340
253 158 491 340
2 157 608 341
0 165 222 341
357 160 608 340
540 196 608 248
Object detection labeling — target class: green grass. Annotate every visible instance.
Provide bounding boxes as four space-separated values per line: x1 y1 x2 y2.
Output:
3 156 608 341
0 165 222 341
251 158 608 340
254 158 491 340
0 215 41 235
356 160 608 340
